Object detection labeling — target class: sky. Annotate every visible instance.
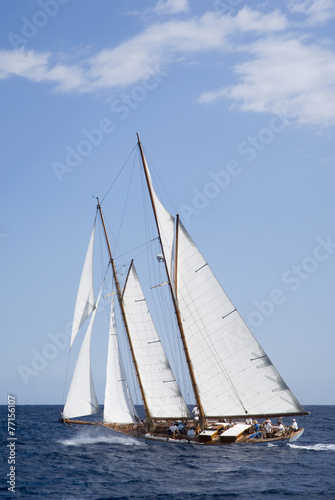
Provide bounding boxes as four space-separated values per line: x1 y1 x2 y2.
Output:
0 0 334 407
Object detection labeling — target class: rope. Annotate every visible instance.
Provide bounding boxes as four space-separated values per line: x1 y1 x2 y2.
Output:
100 144 137 205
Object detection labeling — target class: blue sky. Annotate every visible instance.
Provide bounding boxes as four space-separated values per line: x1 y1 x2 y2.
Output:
1 0 334 406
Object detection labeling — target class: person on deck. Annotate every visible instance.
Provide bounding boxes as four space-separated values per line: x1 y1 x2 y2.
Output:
291 419 298 431
275 420 286 436
264 419 273 438
252 420 259 432
177 421 185 434
192 406 199 420
167 424 179 438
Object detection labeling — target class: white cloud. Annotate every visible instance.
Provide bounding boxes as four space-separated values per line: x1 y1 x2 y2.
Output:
198 37 335 127
0 49 85 92
154 0 189 15
288 0 335 26
0 8 286 94
1 5 334 127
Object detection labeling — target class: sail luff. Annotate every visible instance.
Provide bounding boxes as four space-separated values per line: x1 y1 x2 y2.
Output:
137 135 206 424
70 221 96 348
96 200 152 422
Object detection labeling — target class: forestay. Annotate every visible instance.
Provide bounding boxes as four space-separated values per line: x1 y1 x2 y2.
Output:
63 290 101 419
103 296 136 424
122 262 189 419
70 222 96 348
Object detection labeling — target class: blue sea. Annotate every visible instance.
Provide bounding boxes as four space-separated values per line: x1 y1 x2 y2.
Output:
1 405 334 499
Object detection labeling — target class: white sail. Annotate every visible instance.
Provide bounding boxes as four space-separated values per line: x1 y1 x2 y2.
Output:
63 290 102 419
176 220 305 417
70 223 96 348
141 151 175 274
122 262 189 419
103 296 136 424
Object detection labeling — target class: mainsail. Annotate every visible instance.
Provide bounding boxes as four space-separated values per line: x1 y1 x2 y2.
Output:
122 261 189 419
62 290 101 419
103 295 136 424
175 220 305 417
70 222 96 348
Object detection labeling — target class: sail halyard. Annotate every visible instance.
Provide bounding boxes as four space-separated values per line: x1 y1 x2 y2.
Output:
96 199 152 423
136 134 206 426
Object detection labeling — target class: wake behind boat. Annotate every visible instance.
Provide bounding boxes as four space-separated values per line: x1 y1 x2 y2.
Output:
59 134 308 446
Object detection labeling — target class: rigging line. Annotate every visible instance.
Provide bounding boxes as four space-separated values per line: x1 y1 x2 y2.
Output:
114 237 159 260
100 143 137 205
113 155 136 254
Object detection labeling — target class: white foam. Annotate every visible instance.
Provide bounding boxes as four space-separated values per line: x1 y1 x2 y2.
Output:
288 443 335 451
58 432 144 447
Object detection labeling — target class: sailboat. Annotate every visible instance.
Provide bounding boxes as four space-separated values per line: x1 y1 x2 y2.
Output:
60 134 308 445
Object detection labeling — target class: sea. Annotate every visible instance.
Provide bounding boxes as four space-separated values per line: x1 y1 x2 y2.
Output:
1 405 334 499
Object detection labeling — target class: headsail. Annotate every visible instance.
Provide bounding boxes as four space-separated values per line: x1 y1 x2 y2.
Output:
175 220 306 418
70 222 96 348
122 261 189 419
62 289 102 419
103 295 136 424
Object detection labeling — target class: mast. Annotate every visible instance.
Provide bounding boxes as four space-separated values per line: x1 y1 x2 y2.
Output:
136 134 206 428
96 198 152 424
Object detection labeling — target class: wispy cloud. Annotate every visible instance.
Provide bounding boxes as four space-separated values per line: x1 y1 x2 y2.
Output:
154 0 189 15
0 4 334 127
198 36 335 127
0 7 286 93
288 0 335 26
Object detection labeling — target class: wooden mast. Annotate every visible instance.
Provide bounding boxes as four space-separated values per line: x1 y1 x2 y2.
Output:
96 198 152 425
136 134 206 429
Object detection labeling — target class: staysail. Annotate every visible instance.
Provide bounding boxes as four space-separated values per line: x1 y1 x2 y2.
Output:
122 261 189 419
62 290 102 419
70 222 96 348
175 220 306 417
103 295 136 424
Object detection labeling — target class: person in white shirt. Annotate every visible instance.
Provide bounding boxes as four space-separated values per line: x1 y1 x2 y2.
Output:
264 419 273 437
291 419 298 431
167 424 179 438
192 406 199 421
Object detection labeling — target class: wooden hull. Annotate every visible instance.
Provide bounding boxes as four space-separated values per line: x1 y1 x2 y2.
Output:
60 419 304 446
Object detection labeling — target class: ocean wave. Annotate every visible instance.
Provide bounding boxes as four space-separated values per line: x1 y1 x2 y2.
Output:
288 443 335 451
